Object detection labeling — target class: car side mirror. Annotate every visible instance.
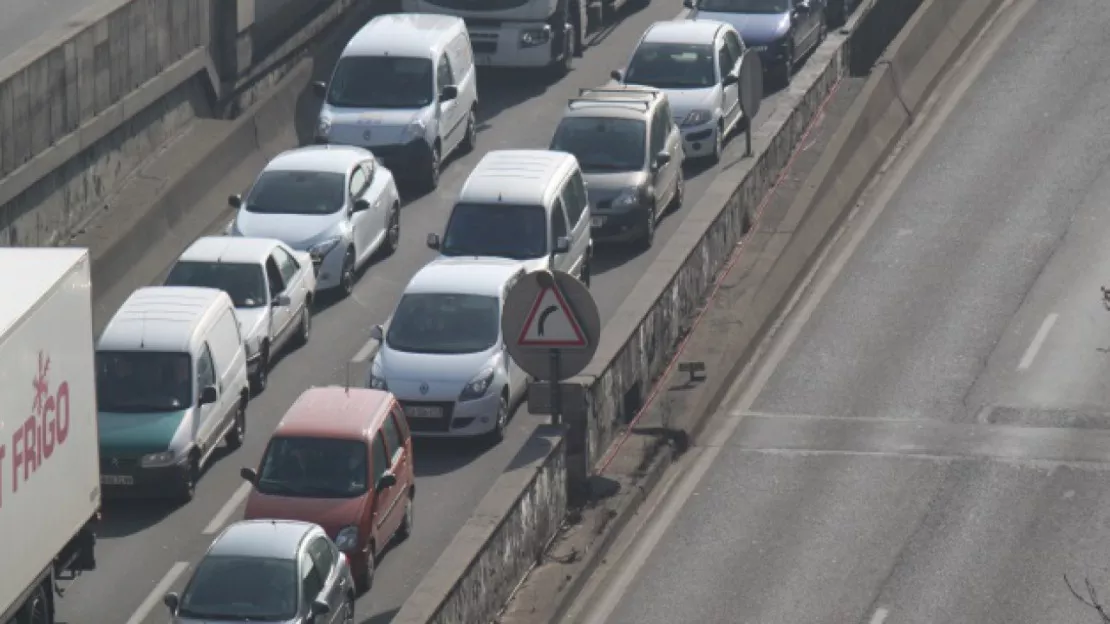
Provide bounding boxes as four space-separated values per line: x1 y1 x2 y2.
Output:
610 69 623 82
376 472 398 491
353 198 371 213
654 151 671 169
228 194 242 208
163 592 180 613
722 73 739 86
440 85 459 101
426 233 441 250
310 598 331 616
554 236 571 254
370 324 384 342
272 294 292 307
312 81 327 98
240 467 258 483
199 385 218 406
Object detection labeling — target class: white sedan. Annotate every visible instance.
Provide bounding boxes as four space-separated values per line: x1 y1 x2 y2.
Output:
226 145 401 298
165 236 316 393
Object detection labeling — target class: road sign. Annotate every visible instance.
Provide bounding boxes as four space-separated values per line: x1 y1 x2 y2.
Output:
518 286 588 348
739 48 764 120
502 269 601 382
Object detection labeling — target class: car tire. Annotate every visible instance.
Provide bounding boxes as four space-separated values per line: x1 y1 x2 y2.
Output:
708 121 724 165
637 209 656 250
383 204 400 256
341 597 355 624
397 493 414 541
486 394 509 445
250 344 269 395
668 172 685 214
18 583 51 624
357 546 376 594
179 456 199 503
340 248 356 298
224 400 246 450
461 109 477 154
422 144 441 192
580 257 591 288
292 307 311 349
776 41 795 88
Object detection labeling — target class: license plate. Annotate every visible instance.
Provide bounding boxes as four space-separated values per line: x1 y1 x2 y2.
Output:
591 216 606 227
405 406 443 419
101 475 133 486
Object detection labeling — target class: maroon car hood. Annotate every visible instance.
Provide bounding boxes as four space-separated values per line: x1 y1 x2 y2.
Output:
243 490 367 536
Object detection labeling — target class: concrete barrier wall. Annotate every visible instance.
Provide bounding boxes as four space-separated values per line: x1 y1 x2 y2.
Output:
389 0 1013 619
395 427 567 624
0 0 373 249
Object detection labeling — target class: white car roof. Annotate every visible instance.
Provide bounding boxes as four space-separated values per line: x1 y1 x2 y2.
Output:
405 257 525 297
643 19 728 44
264 145 370 175
178 236 281 266
459 150 578 207
343 13 465 59
98 286 229 353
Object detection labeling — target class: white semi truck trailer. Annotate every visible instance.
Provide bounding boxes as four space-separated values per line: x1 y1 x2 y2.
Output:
0 248 100 624
403 0 642 73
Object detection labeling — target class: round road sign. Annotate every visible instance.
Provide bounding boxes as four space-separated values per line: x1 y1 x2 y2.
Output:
501 269 601 381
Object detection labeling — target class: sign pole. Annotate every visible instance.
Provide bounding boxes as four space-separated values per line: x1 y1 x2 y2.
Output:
548 349 562 425
745 122 753 158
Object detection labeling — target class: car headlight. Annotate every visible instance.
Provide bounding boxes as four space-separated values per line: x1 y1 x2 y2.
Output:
140 450 176 468
519 26 551 47
309 237 342 261
459 368 495 401
400 120 426 141
367 370 388 391
334 525 359 550
612 188 646 208
317 116 332 140
681 109 713 127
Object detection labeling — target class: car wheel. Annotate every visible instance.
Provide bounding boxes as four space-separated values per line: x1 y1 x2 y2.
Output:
580 257 591 288
397 493 414 541
19 583 51 624
342 596 355 624
461 109 477 153
709 122 724 164
383 204 400 256
250 344 269 394
224 400 246 450
637 208 656 250
817 12 828 46
179 456 199 503
777 41 795 87
486 394 509 444
357 546 376 594
292 306 311 348
340 248 356 297
423 144 441 191
668 172 685 213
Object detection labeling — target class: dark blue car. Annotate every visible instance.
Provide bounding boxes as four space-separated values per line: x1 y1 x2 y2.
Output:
685 0 827 86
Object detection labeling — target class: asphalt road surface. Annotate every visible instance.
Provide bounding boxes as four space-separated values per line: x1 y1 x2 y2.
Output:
0 0 100 64
50 0 808 621
566 0 1110 623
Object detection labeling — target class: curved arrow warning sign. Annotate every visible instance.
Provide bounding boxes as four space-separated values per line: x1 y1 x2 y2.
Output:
517 286 588 348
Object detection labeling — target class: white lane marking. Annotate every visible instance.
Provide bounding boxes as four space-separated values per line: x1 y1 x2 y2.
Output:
870 607 890 624
1017 312 1057 371
125 561 189 624
352 335 380 364
203 482 251 535
576 0 1037 619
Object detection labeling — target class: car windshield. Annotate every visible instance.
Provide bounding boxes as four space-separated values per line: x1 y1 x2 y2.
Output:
178 555 298 620
326 56 435 109
626 42 717 89
551 117 647 172
95 351 192 413
257 436 370 498
165 261 268 308
386 293 500 354
245 170 347 215
698 0 787 11
441 203 547 260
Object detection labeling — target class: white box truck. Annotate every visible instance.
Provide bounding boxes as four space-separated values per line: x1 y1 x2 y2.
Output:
0 248 100 624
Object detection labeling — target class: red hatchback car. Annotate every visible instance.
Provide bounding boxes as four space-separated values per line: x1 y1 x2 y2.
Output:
240 386 415 592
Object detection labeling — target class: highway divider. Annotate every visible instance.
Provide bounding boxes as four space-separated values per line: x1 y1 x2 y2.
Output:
390 0 1013 620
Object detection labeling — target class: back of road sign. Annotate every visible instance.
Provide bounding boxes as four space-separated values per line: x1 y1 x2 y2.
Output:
502 269 601 381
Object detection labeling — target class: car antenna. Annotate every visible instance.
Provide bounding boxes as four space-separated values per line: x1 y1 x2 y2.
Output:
344 362 351 396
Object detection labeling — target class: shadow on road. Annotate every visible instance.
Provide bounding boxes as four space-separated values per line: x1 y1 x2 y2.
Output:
411 437 491 477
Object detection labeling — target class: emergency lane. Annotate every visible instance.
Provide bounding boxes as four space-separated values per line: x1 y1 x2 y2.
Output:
52 0 801 621
565 0 1110 622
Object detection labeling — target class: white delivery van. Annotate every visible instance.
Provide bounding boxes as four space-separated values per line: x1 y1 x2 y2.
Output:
427 149 594 285
314 13 478 191
95 286 250 503
0 248 100 624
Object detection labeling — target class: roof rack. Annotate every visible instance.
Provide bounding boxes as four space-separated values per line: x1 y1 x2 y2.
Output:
577 87 659 99
567 97 651 111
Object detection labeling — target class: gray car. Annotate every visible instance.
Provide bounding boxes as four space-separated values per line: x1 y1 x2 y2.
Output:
549 86 686 249
163 520 355 624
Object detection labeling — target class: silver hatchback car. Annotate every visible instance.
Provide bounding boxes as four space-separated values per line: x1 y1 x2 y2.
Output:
163 520 355 624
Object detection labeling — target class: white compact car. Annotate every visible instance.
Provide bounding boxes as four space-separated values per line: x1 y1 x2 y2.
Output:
611 19 745 163
227 145 401 298
165 236 316 393
366 257 529 442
